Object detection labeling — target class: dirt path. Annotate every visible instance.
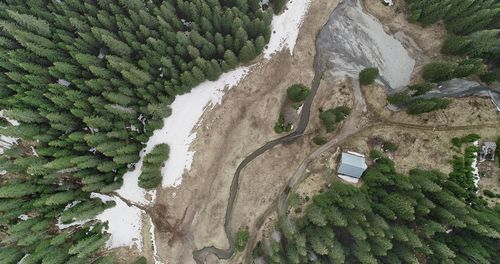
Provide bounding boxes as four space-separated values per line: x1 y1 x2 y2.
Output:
149 0 340 263
277 77 367 215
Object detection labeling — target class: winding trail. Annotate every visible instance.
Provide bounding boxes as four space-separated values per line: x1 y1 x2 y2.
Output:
192 36 326 264
191 0 500 263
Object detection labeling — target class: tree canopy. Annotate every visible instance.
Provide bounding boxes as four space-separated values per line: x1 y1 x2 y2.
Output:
287 84 311 102
0 0 283 262
359 67 379 85
254 156 500 263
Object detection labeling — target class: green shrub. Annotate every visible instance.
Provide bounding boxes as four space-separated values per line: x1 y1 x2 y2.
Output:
313 136 327 145
461 134 480 143
274 115 292 134
287 84 310 102
451 137 463 148
289 193 301 208
133 257 147 264
235 227 250 252
483 190 496 198
407 82 435 96
370 149 383 160
406 98 450 115
422 62 457 82
455 58 486 78
382 141 398 152
387 91 411 105
270 0 288 14
480 69 500 84
138 144 169 189
319 106 351 132
423 60 486 83
359 67 379 85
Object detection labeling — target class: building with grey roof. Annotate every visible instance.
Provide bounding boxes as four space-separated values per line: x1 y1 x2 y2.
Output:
337 151 367 183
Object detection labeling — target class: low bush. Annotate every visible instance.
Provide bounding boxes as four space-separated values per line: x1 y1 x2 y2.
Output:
461 133 481 143
313 136 327 145
287 84 310 102
406 98 450 115
483 189 496 198
408 82 435 96
319 106 351 132
387 91 411 105
235 227 250 252
138 144 169 189
423 60 486 83
359 67 379 85
370 149 383 160
451 137 463 148
274 115 292 134
382 141 398 152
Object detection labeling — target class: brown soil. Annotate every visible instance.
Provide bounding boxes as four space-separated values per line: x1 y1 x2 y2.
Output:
146 0 342 263
114 1 500 263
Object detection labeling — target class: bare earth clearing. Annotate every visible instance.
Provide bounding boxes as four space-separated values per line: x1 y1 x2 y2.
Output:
149 0 340 263
113 0 500 263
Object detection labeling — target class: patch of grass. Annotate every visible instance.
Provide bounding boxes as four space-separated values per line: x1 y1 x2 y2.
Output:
235 226 250 252
407 82 435 96
289 193 301 209
274 115 292 134
483 189 497 198
313 136 327 145
406 98 451 115
319 106 351 133
382 141 398 152
359 67 379 85
370 149 383 160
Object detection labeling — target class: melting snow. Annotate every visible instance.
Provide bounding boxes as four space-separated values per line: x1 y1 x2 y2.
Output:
158 68 249 187
472 140 480 192
383 0 394 6
0 110 20 126
264 0 312 58
93 194 143 250
58 79 71 87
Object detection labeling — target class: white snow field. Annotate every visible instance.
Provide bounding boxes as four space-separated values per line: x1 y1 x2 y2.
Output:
92 194 144 250
94 0 315 253
264 0 312 58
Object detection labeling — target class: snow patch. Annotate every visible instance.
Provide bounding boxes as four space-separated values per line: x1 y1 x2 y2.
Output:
58 79 71 87
57 194 143 250
18 214 29 221
0 110 20 126
472 140 480 192
149 216 163 264
264 0 312 58
94 195 143 250
152 67 250 188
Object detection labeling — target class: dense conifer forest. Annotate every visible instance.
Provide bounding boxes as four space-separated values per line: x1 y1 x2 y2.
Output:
254 156 500 263
0 0 287 262
406 0 500 83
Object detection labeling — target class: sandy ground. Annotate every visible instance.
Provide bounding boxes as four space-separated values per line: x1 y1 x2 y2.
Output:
145 0 341 263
